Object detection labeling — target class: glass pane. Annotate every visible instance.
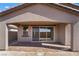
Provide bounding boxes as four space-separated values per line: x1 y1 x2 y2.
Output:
32 27 39 41
32 26 54 41
47 27 52 38
47 32 51 38
40 28 50 32
40 27 47 38
40 32 46 38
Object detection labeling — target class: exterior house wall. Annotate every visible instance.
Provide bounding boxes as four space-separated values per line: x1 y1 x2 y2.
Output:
0 4 78 23
54 24 72 45
57 24 65 44
17 24 68 45
0 4 78 50
18 26 32 42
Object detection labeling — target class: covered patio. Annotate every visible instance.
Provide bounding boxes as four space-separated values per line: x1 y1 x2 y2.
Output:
7 21 72 51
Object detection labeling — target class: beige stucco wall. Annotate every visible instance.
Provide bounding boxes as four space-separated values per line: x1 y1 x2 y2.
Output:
55 24 66 45
72 21 79 51
54 24 71 45
65 24 71 46
0 4 78 23
59 24 65 45
0 22 8 50
3 23 72 50
0 4 78 50
17 24 71 46
18 26 55 42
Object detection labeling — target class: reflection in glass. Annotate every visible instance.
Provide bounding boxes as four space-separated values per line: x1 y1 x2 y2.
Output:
32 27 39 41
40 27 47 38
32 26 54 41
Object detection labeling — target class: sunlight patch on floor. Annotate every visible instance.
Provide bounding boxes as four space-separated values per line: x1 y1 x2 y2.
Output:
42 43 70 48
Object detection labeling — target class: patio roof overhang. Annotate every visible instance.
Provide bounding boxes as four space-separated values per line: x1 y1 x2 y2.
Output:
7 21 68 27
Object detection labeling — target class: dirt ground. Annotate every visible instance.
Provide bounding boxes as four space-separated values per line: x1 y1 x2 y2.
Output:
2 41 78 56
0 46 77 56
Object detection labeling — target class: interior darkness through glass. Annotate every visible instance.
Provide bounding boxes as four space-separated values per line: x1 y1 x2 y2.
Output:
32 26 54 41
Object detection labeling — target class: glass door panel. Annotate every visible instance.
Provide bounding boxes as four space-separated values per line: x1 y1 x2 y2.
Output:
46 27 53 41
32 26 54 42
32 27 39 41
39 27 47 41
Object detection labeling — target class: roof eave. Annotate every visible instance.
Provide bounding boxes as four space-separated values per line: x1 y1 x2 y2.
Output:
0 3 79 17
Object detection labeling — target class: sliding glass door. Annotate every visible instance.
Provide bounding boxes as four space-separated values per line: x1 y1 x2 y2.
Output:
39 27 47 41
32 26 54 42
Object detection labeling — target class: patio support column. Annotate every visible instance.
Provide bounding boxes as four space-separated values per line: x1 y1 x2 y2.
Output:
71 21 79 51
65 24 71 46
0 22 7 50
